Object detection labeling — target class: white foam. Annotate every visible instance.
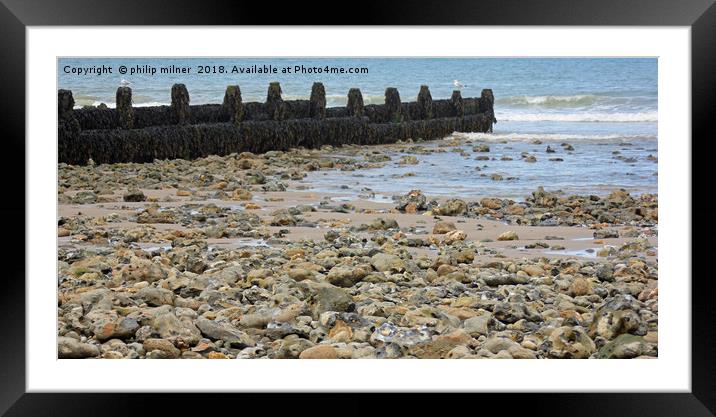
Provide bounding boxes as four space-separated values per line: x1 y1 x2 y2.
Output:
73 101 170 109
498 111 658 122
452 132 656 142
73 95 389 109
497 94 600 107
133 101 170 107
283 94 386 107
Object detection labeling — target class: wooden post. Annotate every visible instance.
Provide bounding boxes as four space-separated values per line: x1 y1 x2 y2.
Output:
385 87 402 122
57 89 82 164
58 89 75 120
116 86 134 129
309 82 326 119
480 88 497 122
417 85 433 119
266 82 285 121
171 83 190 125
223 85 244 125
347 88 364 117
451 90 464 117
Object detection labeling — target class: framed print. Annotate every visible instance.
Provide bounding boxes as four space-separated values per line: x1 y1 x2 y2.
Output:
2 0 715 415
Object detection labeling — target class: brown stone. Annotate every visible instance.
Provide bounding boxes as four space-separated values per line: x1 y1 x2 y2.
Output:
409 329 472 359
328 320 354 343
232 189 252 201
569 277 592 296
443 230 467 244
143 338 180 359
497 231 519 241
433 220 457 234
480 198 502 209
404 203 418 214
505 204 525 215
522 265 544 277
299 344 338 359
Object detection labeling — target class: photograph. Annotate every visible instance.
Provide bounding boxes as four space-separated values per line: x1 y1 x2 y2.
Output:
56 57 659 360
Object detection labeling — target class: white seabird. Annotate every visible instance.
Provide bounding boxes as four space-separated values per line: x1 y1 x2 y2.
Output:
453 79 467 89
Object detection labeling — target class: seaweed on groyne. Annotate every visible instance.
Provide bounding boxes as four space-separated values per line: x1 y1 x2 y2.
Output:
58 83 496 165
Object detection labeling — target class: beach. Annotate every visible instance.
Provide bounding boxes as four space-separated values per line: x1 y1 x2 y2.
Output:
57 134 658 359
56 57 658 359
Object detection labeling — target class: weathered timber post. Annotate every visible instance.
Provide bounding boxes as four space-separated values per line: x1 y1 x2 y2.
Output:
480 88 497 124
347 88 364 117
116 86 134 129
309 82 326 119
223 85 244 125
451 90 464 117
58 89 83 164
385 87 402 122
266 82 285 121
417 85 433 119
58 89 75 120
171 84 191 125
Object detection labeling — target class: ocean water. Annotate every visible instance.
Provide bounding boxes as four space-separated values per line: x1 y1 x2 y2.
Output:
58 58 657 198
302 133 658 199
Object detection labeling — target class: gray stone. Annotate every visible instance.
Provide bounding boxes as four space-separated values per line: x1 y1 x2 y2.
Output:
596 264 615 282
133 286 175 306
371 253 406 273
597 334 648 359
483 336 521 354
151 310 202 345
326 265 371 287
195 317 256 348
72 191 98 205
123 188 146 202
548 326 596 359
593 229 620 239
483 273 530 287
275 335 315 359
58 336 100 358
395 190 427 212
493 302 542 323
368 217 400 230
435 199 468 216
589 295 645 340
310 283 354 316
464 314 491 336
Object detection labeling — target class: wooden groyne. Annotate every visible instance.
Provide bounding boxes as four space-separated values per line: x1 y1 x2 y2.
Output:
58 83 496 165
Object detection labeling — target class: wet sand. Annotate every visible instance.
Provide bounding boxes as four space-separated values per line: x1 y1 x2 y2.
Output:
59 189 656 261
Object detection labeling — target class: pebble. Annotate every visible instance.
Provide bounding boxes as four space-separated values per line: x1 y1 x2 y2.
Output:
142 338 180 359
123 188 146 202
299 344 338 359
497 230 519 241
463 315 491 336
58 336 100 359
432 221 457 234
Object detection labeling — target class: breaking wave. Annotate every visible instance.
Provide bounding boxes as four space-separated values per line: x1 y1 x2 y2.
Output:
452 132 657 142
497 94 602 108
498 111 657 122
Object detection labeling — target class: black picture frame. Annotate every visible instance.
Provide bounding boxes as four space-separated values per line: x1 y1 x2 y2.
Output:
1 0 714 415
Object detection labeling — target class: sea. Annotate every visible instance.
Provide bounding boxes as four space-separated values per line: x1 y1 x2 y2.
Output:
58 58 657 199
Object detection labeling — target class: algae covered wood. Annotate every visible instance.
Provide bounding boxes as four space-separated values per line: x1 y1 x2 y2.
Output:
171 83 191 125
58 83 496 165
116 86 134 129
